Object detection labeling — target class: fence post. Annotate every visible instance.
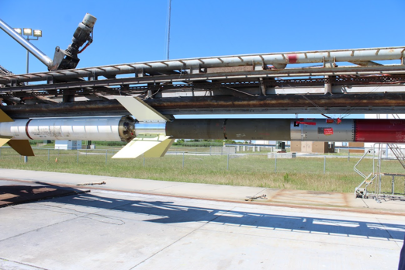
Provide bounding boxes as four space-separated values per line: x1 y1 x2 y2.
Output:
182 152 185 168
324 156 326 174
275 153 277 172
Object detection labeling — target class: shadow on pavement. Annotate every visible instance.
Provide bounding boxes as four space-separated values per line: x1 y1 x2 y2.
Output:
0 181 88 208
39 188 405 241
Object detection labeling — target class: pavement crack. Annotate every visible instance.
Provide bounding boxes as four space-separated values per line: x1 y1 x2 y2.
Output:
0 213 81 243
0 201 127 243
361 197 370 208
376 217 403 247
80 213 126 225
149 182 185 192
129 206 237 269
251 188 267 198
0 257 49 270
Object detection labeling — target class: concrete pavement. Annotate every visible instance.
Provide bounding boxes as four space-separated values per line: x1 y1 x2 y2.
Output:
0 188 404 269
1 168 405 269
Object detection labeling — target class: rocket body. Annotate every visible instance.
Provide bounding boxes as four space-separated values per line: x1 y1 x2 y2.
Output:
166 119 405 143
0 116 136 142
1 117 403 143
4 96 404 159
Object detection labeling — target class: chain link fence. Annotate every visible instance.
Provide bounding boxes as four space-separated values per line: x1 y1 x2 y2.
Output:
1 145 404 194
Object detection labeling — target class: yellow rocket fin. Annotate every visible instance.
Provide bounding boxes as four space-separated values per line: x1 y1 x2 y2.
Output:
0 109 13 122
0 110 33 156
144 137 174 158
0 137 11 148
115 96 168 122
112 136 173 159
7 140 35 156
114 96 172 159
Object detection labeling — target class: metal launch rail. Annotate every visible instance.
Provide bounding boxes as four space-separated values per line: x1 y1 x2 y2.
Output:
1 45 405 117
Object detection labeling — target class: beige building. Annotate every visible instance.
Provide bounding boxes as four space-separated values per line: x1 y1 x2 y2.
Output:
291 141 334 154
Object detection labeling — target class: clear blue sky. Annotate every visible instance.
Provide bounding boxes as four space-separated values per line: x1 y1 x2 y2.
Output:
1 0 404 119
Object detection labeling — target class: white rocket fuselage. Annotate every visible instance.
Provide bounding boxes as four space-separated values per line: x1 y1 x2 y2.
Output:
0 116 135 142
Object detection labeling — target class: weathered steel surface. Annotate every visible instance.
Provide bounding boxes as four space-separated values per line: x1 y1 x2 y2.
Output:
2 94 405 118
2 65 405 88
1 46 405 84
3 74 405 94
149 94 405 109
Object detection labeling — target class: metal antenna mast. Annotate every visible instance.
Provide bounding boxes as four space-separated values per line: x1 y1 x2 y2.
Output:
166 0 172 60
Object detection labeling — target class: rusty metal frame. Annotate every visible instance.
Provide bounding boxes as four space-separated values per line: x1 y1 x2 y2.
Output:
3 93 405 118
1 46 405 117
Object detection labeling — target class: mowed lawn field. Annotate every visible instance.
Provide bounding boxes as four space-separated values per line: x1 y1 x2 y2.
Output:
0 146 404 194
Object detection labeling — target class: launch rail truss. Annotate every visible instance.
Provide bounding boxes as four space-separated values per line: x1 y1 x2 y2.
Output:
2 46 405 118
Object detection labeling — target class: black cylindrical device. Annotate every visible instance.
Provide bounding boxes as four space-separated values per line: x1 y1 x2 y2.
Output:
166 119 291 140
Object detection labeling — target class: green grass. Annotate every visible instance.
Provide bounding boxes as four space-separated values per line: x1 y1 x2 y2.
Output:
0 147 404 194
